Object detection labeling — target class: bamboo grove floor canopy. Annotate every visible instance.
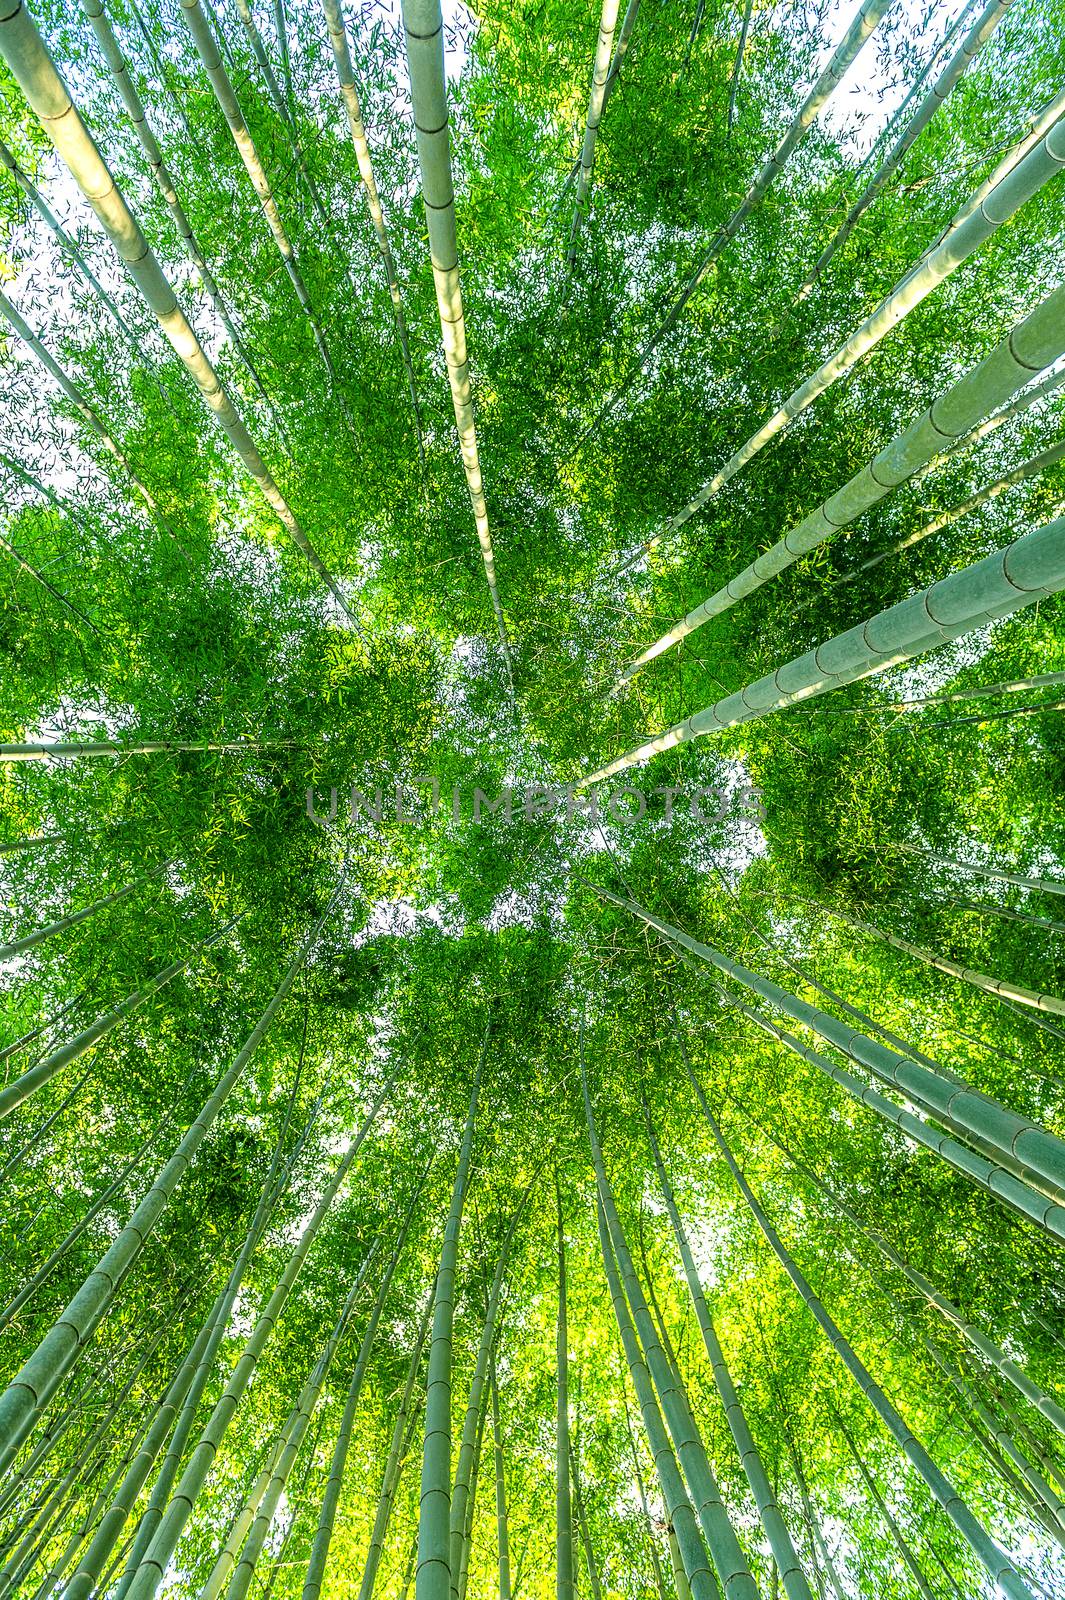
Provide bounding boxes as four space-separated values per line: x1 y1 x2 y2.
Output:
1 0 1065 1596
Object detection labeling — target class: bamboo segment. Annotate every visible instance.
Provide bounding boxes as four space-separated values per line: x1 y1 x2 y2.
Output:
897 848 1065 899
78 0 279 418
688 1082 1040 1600
556 1187 574 1600
356 1298 434 1600
661 110 1065 540
0 914 244 1119
0 883 344 1478
804 0 1015 289
0 0 357 620
490 1369 512 1600
124 1082 392 1600
415 1039 485 1600
233 0 330 227
400 0 514 688
834 437 1065 587
582 511 1065 784
645 1108 815 1600
567 0 621 263
616 282 1065 685
601 0 641 111
0 862 168 962
589 885 1065 1205
595 1194 717 1599
321 0 424 453
815 903 1065 1017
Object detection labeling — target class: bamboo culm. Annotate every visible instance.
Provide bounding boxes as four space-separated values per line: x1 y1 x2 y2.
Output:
687 1073 1040 1600
123 1077 393 1600
617 284 1065 684
0 0 357 620
400 0 514 689
557 1185 574 1600
583 510 1065 785
0 861 168 962
0 884 343 1479
414 1038 485 1600
645 1105 815 1600
567 0 621 264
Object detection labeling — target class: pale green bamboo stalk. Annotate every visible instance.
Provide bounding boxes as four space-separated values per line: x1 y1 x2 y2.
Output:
0 833 63 857
590 0 894 426
400 0 514 690
566 0 621 263
78 0 282 423
617 284 1065 684
590 883 1065 1205
804 0 1014 289
0 884 343 1479
601 0 641 109
570 1436 604 1600
0 739 277 761
645 1106 814 1600
415 1040 486 1600
621 1383 669 1600
785 1438 846 1600
222 1280 366 1600
668 1522 693 1600
0 914 244 1120
835 435 1065 587
232 0 330 226
557 1184 574 1600
583 510 1065 785
357 1295 435 1600
582 1049 758 1599
124 1077 393 1600
0 287 187 555
726 0 755 130
0 990 84 1075
896 846 1065 899
816 901 1065 1017
689 1077 1039 1600
830 1409 938 1599
0 0 357 619
176 0 340 392
490 1367 511 1600
320 0 423 452
792 1151 1065 1443
596 1193 717 1599
661 107 1065 539
0 861 167 962
945 898 1065 936
112 1076 323 1600
449 1193 527 1600
800 669 1065 711
454 1385 487 1600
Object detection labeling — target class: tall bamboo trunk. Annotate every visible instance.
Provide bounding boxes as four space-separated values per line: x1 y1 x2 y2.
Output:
490 1367 511 1600
0 0 358 621
0 861 168 962
556 1184 574 1600
400 0 514 690
414 1037 486 1600
566 0 621 264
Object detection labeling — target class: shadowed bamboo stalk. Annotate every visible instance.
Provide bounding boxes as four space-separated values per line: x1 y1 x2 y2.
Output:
321 0 424 455
111 1081 325 1600
78 0 281 423
582 1043 759 1599
414 1035 486 1600
400 0 514 690
557 1183 574 1600
0 861 168 962
356 1296 434 1600
726 0 755 130
834 436 1065 587
803 0 1014 290
124 1078 393 1600
490 1367 512 1600
0 913 244 1120
896 846 1065 899
582 511 1065 786
0 882 344 1478
567 0 620 263
0 739 280 761
176 0 346 403
570 1436 603 1600
784 1149 1065 1444
586 0 894 433
615 284 1065 685
944 898 1065 935
0 0 359 621
830 1408 939 1599
588 883 1065 1207
233 0 330 226
654 111 1065 546
596 1191 717 1599
620 1383 669 1600
687 1076 1040 1600
0 528 99 631
645 1104 815 1600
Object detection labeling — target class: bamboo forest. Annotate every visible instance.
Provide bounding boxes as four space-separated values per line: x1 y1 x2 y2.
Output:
3 0 1065 1595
